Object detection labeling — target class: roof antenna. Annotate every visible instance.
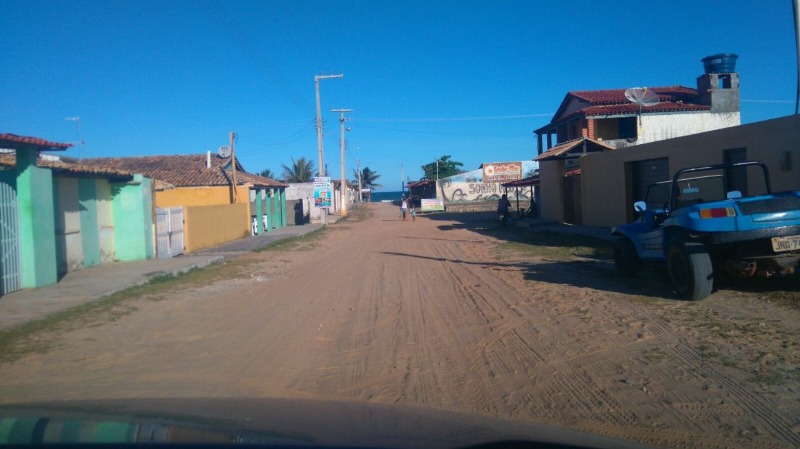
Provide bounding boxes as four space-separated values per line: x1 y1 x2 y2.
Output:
624 87 660 125
65 116 85 158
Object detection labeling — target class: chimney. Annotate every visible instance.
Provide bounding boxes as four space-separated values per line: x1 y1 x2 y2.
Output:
207 151 211 168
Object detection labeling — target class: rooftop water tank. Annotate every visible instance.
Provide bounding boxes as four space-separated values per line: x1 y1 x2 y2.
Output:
702 53 738 74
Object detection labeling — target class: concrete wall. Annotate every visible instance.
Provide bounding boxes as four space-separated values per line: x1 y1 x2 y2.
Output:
636 111 740 145
52 177 128 274
577 114 800 227
17 153 57 288
286 183 319 222
53 177 83 274
184 203 250 252
156 185 250 208
539 159 566 223
96 179 115 264
112 175 154 261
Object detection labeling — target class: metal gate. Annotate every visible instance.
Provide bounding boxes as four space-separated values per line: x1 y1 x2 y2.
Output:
156 206 184 259
0 172 21 296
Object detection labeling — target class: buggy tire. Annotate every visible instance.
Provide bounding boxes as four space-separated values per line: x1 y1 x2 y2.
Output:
613 237 639 277
667 239 714 300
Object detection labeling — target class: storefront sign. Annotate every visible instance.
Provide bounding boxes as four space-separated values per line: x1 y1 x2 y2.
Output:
421 198 445 212
483 162 522 183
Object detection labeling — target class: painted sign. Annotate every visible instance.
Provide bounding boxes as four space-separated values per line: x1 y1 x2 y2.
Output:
483 162 522 183
421 198 445 212
313 177 332 208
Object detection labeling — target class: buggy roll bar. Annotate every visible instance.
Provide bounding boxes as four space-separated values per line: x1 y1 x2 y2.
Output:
668 161 772 213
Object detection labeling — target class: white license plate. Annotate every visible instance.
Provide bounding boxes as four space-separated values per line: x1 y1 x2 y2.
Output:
772 235 800 252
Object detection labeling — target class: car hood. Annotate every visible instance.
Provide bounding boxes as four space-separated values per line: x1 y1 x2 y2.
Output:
0 397 654 449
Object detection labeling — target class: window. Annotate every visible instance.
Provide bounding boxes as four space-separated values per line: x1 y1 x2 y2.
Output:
595 117 637 141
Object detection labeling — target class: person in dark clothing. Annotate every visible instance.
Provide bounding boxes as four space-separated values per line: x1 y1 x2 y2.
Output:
497 194 512 225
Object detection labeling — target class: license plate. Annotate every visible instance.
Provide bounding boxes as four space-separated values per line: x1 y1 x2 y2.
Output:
771 235 800 252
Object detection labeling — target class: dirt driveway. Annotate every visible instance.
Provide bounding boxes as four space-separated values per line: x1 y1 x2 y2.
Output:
0 203 798 449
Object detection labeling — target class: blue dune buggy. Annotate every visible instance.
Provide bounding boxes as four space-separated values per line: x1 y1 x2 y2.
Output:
611 161 800 300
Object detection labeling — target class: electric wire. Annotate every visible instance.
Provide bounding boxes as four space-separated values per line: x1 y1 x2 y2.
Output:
199 0 313 112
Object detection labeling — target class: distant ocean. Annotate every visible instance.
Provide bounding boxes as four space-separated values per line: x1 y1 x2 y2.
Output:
370 191 405 203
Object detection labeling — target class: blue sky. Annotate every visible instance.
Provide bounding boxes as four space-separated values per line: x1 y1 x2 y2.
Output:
2 0 797 191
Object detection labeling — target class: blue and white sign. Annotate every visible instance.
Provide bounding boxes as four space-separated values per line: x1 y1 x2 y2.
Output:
313 177 332 208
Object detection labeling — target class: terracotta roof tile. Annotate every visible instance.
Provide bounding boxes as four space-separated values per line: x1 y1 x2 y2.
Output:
0 133 72 150
581 101 710 116
81 154 286 188
232 170 288 188
569 86 699 105
539 86 708 130
0 153 134 180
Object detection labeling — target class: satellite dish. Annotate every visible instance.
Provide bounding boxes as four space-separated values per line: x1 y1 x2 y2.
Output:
624 87 660 106
217 145 231 158
624 87 660 125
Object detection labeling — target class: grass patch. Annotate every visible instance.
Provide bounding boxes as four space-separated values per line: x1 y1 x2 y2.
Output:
0 258 256 364
256 228 327 252
496 231 612 261
337 204 372 223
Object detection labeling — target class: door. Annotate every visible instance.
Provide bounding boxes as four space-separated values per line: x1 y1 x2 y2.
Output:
0 172 21 296
631 157 670 221
724 148 748 195
562 171 582 225
156 206 184 258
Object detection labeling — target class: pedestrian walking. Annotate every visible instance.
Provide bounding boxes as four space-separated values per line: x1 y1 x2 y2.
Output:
401 197 408 221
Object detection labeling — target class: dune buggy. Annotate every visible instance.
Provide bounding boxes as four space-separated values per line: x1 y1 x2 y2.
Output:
611 161 800 300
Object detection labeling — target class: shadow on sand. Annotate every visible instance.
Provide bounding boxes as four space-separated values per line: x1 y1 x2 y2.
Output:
417 211 800 302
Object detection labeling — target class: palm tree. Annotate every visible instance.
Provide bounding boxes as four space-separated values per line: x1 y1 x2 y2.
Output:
353 167 382 190
281 157 315 183
258 168 276 179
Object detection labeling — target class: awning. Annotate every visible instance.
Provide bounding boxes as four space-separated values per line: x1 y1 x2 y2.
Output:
534 138 614 161
501 175 539 187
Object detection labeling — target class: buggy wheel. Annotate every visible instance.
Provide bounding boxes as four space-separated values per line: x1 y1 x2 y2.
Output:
667 239 714 300
612 237 639 277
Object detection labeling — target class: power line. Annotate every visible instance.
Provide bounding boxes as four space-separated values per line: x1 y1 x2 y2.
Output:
356 113 552 123
740 99 795 103
199 0 313 112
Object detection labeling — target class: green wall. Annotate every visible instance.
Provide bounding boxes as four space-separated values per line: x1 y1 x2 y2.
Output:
16 150 57 288
111 175 154 261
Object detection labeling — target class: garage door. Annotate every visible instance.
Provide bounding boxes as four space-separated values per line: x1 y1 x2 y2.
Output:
632 157 669 208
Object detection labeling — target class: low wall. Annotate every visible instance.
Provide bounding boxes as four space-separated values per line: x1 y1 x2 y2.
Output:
184 203 250 252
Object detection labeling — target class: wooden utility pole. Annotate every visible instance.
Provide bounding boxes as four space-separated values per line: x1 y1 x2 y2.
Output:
230 131 237 203
331 108 352 216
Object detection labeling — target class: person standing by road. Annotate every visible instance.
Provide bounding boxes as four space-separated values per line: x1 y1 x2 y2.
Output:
400 196 409 221
497 193 512 225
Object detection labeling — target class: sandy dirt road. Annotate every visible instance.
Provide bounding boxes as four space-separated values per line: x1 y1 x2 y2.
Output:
0 203 798 449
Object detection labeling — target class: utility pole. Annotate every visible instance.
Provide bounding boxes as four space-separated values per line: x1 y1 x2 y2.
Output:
357 158 362 203
331 108 352 216
315 73 343 225
230 131 237 203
